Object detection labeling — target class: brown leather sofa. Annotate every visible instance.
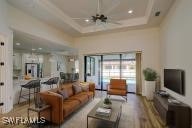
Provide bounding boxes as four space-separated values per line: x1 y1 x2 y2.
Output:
39 82 95 125
107 79 127 101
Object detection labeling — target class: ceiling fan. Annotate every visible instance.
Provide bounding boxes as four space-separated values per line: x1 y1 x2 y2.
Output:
72 0 121 26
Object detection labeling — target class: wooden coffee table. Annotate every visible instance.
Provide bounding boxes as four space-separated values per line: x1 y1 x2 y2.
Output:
87 100 122 128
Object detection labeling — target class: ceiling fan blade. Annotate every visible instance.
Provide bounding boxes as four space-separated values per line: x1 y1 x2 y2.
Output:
104 0 120 15
72 18 90 20
96 20 102 26
108 11 130 18
107 20 121 25
88 21 96 25
83 21 95 27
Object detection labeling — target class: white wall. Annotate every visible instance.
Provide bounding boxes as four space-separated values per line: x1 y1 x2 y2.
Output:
160 0 192 107
0 0 13 113
74 28 160 95
7 5 74 47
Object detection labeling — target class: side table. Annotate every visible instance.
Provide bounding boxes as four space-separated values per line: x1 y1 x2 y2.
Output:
27 104 52 127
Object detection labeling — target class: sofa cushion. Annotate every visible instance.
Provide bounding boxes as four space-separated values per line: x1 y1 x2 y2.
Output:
69 94 88 104
80 91 94 99
72 84 82 94
61 84 74 97
57 90 69 100
63 100 80 117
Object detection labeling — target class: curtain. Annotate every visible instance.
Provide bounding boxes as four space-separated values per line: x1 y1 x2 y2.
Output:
136 52 142 95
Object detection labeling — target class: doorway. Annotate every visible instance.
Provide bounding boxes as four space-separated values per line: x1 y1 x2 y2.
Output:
85 53 137 93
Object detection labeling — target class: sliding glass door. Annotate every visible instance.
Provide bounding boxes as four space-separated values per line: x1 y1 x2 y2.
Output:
85 53 136 93
121 53 136 92
85 56 102 90
102 55 120 90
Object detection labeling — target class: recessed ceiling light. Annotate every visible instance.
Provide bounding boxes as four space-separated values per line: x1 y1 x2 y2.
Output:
38 48 42 50
128 10 133 14
16 43 20 46
85 19 89 22
32 48 36 51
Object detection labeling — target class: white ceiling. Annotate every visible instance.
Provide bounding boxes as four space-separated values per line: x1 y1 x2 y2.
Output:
13 30 78 55
48 0 149 27
7 0 175 36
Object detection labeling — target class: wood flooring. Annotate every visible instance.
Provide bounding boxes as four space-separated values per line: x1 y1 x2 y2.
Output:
0 91 166 128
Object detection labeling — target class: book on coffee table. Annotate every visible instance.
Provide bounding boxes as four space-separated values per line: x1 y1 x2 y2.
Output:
96 107 111 117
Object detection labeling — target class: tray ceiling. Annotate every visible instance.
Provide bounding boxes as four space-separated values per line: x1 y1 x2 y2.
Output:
49 0 149 27
7 0 175 36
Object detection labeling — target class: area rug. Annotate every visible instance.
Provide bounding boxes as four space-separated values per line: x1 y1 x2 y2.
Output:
58 98 135 128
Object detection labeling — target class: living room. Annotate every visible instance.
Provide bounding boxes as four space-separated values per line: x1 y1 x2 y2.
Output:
12 30 79 105
0 0 192 128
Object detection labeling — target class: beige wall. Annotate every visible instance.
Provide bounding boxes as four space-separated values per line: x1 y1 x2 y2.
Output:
7 5 74 47
74 28 160 95
160 0 192 107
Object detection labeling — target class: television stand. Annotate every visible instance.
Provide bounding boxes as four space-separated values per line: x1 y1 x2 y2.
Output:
153 93 191 128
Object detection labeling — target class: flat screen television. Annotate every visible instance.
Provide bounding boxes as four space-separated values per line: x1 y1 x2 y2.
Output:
164 69 185 95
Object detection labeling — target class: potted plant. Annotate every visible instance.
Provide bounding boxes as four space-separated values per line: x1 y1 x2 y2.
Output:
103 97 112 108
143 68 157 100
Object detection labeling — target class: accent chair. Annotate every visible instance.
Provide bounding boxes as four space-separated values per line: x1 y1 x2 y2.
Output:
107 79 127 101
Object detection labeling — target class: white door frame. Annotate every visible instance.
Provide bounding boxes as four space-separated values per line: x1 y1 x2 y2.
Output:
0 33 13 113
0 34 5 113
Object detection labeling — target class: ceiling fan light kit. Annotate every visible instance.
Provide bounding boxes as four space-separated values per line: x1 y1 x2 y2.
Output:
85 19 90 22
92 14 108 23
128 10 133 14
73 0 122 29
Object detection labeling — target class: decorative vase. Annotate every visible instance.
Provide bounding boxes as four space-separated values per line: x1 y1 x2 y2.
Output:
144 80 156 100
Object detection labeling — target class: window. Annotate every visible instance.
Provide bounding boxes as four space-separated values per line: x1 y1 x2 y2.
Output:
122 65 127 69
90 57 95 75
115 65 120 69
105 65 112 69
86 57 95 76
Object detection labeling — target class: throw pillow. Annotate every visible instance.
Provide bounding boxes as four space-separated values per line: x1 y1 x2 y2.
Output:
47 91 62 97
80 82 89 92
57 90 69 100
81 85 89 92
80 82 89 86
72 84 82 94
